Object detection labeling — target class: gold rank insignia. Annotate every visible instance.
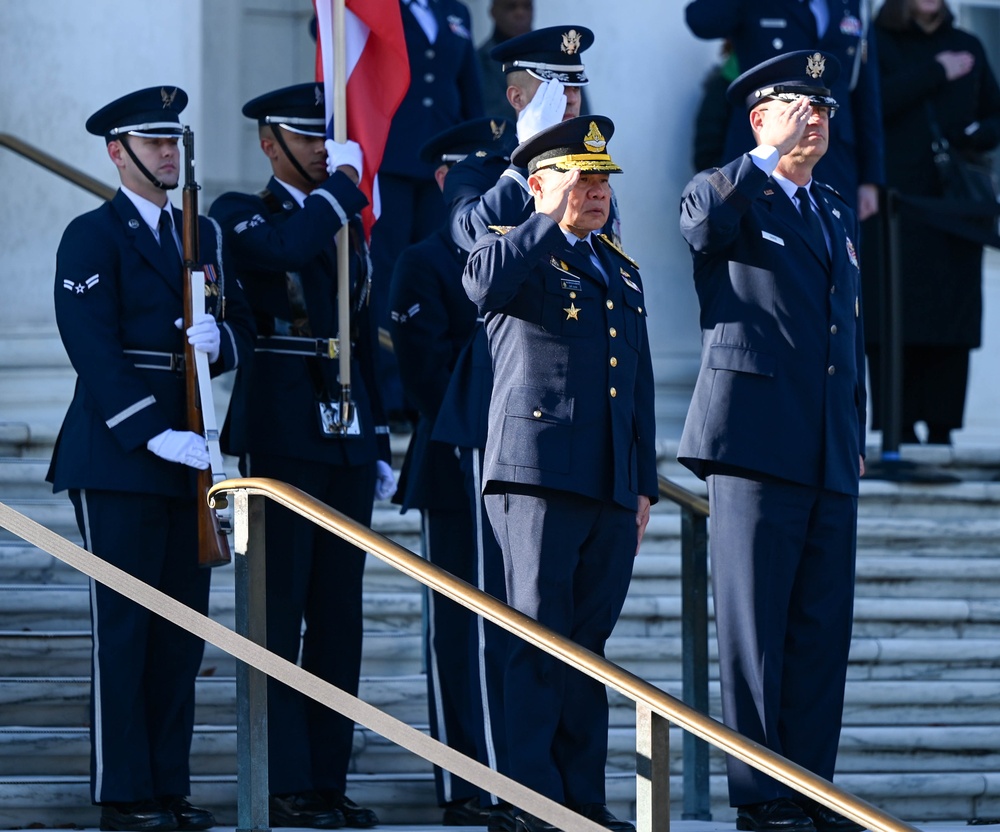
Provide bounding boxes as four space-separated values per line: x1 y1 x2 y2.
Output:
584 121 606 154
806 52 826 79
561 29 583 55
488 225 515 235
564 302 581 321
764 188 775 196
596 233 639 269
490 119 506 140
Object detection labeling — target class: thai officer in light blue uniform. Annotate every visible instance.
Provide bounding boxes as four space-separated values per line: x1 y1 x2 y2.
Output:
48 86 254 832
685 0 885 221
369 0 484 417
388 117 516 827
209 84 393 830
678 52 866 832
464 116 658 832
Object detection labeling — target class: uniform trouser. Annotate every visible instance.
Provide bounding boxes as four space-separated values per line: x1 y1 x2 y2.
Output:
70 488 210 805
460 447 509 807
246 452 376 796
706 473 857 807
484 488 636 806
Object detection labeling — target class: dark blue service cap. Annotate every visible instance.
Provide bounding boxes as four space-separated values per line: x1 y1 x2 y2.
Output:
490 25 594 85
419 117 517 165
242 83 327 137
727 50 841 112
85 86 187 140
511 115 622 175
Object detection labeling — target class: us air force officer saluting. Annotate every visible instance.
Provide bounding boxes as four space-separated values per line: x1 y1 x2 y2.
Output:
464 116 657 832
678 52 866 832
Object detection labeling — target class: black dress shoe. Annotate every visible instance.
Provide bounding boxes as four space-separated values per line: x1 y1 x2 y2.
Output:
575 804 636 832
796 799 866 832
100 800 178 831
270 792 345 828
159 797 215 831
737 799 817 832
319 789 378 829
487 802 516 832
512 810 559 832
443 796 491 826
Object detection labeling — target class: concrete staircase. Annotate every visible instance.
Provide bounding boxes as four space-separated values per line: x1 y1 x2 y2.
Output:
2 448 1000 828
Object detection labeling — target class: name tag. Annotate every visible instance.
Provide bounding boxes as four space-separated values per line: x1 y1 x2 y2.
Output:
762 230 785 246
561 277 583 291
759 18 787 27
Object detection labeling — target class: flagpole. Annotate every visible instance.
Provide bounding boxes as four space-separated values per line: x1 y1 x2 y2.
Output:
332 0 353 430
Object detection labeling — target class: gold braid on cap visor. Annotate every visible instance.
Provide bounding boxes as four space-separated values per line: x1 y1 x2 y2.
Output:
532 153 623 173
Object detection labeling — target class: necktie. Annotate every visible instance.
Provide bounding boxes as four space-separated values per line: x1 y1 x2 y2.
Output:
405 0 437 43
809 0 829 39
575 237 608 285
159 209 183 277
795 187 828 259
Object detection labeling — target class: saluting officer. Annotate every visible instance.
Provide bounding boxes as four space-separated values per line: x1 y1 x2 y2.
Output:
388 116 516 827
209 83 394 830
463 116 658 832
678 51 866 832
48 86 254 831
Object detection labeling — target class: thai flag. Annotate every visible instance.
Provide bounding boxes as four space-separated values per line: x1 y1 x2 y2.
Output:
314 0 410 238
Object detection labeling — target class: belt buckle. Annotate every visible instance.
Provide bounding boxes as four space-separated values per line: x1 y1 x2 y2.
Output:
170 353 186 373
318 338 339 359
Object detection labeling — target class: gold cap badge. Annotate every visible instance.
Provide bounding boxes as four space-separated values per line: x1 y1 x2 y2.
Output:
584 121 606 154
561 29 582 55
806 52 826 80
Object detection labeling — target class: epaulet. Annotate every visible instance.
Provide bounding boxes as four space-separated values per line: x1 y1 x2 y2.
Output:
596 234 639 269
815 180 847 202
488 225 516 235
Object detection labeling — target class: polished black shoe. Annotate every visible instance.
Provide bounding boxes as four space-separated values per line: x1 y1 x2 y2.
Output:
575 804 636 832
159 797 215 831
100 800 178 831
319 789 379 829
270 792 345 829
737 799 817 832
512 810 559 832
487 802 516 832
796 799 866 832
443 796 491 826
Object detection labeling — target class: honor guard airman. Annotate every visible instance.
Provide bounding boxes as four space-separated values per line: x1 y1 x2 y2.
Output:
388 116 516 827
678 51 866 832
463 116 658 832
209 83 392 829
48 86 254 832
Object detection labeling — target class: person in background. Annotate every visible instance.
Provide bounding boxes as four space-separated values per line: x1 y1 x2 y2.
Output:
685 0 885 220
863 0 1000 445
692 40 740 171
477 0 534 120
49 85 254 832
210 83 393 830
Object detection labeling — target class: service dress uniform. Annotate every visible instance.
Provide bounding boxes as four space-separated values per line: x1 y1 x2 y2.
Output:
463 117 657 828
677 52 866 828
685 0 885 202
389 118 516 821
47 86 254 829
209 84 389 829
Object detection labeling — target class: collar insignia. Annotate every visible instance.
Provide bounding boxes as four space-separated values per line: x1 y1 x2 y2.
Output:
561 29 583 55
128 218 140 229
806 52 826 79
764 188 775 196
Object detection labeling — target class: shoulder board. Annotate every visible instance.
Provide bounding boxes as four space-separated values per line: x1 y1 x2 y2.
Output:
596 234 639 269
488 225 516 236
814 181 846 202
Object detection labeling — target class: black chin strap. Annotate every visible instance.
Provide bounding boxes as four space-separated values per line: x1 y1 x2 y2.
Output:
271 125 321 187
119 135 177 191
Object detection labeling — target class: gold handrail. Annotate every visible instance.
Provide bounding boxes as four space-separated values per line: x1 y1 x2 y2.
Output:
657 473 709 516
1 132 115 201
211 476 919 832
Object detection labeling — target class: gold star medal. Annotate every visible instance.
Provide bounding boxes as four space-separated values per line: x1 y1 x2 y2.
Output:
564 302 581 321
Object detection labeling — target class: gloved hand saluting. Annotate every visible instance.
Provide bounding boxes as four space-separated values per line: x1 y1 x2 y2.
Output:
147 429 210 469
516 79 567 143
374 459 397 501
175 313 220 364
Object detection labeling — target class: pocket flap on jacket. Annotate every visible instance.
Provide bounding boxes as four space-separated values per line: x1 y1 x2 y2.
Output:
707 344 775 377
504 386 574 424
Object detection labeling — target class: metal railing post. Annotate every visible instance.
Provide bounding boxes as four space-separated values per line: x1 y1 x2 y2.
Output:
636 703 670 832
234 490 270 832
681 507 712 819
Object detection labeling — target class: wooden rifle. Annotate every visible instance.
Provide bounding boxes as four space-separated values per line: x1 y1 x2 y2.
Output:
182 126 231 568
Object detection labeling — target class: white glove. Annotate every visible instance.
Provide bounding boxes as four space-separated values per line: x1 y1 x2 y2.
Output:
516 79 567 144
325 138 364 180
175 314 220 364
147 429 210 470
374 459 397 501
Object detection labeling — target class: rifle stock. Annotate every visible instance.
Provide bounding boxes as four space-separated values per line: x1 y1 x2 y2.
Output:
182 127 231 568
